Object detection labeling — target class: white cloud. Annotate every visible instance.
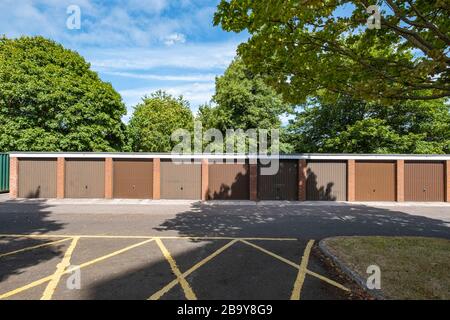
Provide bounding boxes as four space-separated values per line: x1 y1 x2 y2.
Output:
103 71 216 82
0 0 188 47
279 113 296 126
85 41 238 72
0 0 100 39
0 0 246 121
120 82 215 119
123 0 168 14
163 32 186 46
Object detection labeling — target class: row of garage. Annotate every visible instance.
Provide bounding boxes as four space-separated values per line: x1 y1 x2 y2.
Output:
12 155 449 202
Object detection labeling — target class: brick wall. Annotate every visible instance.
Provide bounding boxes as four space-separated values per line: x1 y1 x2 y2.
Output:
347 160 355 201
249 163 258 201
9 157 18 199
57 157 65 199
298 159 307 201
153 158 160 200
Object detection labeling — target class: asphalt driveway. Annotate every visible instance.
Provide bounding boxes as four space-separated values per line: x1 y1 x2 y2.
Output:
0 196 449 300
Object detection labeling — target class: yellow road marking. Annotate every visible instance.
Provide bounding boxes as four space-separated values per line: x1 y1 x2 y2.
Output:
290 240 314 300
156 236 297 241
240 239 350 292
0 234 153 239
306 270 350 292
0 276 50 300
41 237 80 300
0 233 350 299
0 234 297 241
155 238 196 300
0 238 71 258
67 238 154 273
0 238 154 300
239 239 299 269
149 239 239 300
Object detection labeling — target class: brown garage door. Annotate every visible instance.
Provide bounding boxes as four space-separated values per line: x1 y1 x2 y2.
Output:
113 159 153 199
160 161 201 199
306 161 347 201
355 161 396 201
405 161 444 202
18 159 57 198
208 163 249 200
258 160 298 200
65 159 105 198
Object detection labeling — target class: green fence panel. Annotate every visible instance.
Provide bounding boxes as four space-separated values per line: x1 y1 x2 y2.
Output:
0 154 9 193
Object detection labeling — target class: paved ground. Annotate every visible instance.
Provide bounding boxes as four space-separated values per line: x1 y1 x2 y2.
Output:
0 195 449 300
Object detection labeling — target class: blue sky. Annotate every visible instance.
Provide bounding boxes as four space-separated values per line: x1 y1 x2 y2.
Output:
0 0 248 121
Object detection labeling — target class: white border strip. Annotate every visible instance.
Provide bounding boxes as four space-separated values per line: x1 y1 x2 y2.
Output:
8 152 450 160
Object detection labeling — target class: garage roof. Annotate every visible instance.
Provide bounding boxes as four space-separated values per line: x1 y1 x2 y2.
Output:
8 152 450 160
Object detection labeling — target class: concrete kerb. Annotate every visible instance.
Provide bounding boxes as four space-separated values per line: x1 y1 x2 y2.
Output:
1 196 450 207
318 238 385 300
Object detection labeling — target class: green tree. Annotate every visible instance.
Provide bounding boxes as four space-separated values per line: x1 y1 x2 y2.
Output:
0 36 127 151
197 58 293 152
214 1 450 103
288 97 450 154
128 91 194 152
198 58 290 131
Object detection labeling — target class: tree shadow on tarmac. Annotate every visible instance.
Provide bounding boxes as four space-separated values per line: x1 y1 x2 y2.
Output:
154 203 450 239
87 202 449 300
0 199 65 282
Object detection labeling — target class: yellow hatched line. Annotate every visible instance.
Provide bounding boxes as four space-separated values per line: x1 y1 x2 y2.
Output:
239 239 299 268
290 240 314 300
0 238 154 300
155 238 196 300
0 234 297 241
41 237 80 300
65 238 154 272
0 238 72 258
240 239 349 292
0 233 350 299
306 270 350 292
0 234 153 239
149 239 239 300
160 236 297 241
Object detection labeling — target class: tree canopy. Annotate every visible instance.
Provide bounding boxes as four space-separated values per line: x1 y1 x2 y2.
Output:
288 97 450 154
197 58 290 131
0 36 127 151
197 58 293 153
214 0 450 103
128 91 194 152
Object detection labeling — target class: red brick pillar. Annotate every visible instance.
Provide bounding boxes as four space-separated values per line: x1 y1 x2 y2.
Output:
298 159 307 201
56 157 65 199
105 158 113 199
446 160 450 202
396 160 405 202
9 157 18 199
201 159 209 201
249 163 258 201
347 160 356 201
153 158 160 200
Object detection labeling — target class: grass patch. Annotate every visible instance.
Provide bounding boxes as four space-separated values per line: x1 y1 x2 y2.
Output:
323 236 450 300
